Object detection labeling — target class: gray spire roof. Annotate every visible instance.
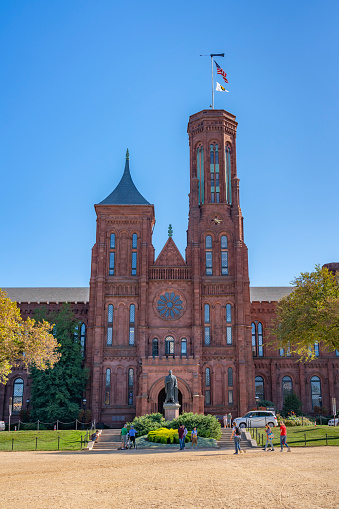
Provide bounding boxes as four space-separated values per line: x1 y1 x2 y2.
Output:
99 150 150 205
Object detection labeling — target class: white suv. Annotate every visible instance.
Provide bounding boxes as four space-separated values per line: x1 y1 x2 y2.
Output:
233 411 278 428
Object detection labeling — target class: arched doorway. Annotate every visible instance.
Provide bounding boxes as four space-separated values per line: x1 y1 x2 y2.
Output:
158 388 182 415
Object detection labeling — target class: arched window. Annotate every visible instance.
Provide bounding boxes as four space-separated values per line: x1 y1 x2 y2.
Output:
197 145 204 204
205 236 213 275
311 376 322 409
105 368 111 405
131 234 138 276
205 367 211 405
107 305 113 346
128 368 134 405
252 322 264 357
228 367 233 404
221 235 228 275
225 145 232 204
181 338 187 357
13 378 24 413
204 304 211 345
282 376 293 400
129 304 135 345
165 336 175 356
255 376 264 401
210 143 219 203
152 338 159 357
109 233 115 275
226 304 232 345
80 323 86 357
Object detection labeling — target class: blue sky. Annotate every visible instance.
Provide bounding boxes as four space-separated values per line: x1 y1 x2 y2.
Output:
0 1 338 288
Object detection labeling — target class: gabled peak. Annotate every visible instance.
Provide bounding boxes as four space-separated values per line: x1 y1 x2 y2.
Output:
154 237 186 267
99 151 150 205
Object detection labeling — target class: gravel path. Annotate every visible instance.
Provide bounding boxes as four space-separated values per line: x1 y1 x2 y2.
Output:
1 446 338 508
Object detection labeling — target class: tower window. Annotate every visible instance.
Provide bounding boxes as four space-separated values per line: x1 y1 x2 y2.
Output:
181 338 187 356
255 376 264 401
226 304 232 345
131 234 137 276
205 367 211 405
165 336 175 356
13 378 24 413
105 368 111 405
80 323 86 357
204 304 211 346
252 322 264 357
129 304 135 345
282 376 293 399
197 145 204 204
107 305 113 346
225 146 232 205
205 235 213 275
311 376 321 409
152 338 159 357
109 233 115 275
128 368 134 405
210 144 219 203
221 235 228 275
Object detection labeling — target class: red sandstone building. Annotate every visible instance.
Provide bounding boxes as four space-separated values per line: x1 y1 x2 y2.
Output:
1 109 339 425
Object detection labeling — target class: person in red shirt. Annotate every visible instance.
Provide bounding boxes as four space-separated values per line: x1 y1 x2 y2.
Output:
280 421 291 452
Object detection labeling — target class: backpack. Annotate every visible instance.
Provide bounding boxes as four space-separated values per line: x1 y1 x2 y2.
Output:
235 426 241 436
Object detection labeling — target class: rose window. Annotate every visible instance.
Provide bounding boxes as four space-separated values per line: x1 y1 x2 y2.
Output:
157 292 183 319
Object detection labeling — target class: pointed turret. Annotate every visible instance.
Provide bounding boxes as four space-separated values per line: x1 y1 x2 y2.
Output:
99 150 150 205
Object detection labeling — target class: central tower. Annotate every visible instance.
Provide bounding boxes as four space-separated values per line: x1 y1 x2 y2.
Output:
186 109 254 415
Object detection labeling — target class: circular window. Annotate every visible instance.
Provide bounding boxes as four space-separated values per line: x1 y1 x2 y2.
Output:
156 291 184 319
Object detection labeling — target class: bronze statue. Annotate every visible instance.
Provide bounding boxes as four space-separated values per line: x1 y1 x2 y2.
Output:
164 370 178 404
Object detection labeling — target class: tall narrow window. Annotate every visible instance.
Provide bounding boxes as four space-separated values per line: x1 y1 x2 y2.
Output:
107 305 113 346
13 378 24 413
210 144 219 203
282 376 293 400
255 376 264 401
128 368 134 405
181 338 187 357
228 367 233 387
205 367 211 405
105 368 111 405
221 235 228 275
226 303 232 345
314 343 319 357
225 146 232 204
80 323 86 357
311 376 321 409
152 338 159 357
205 235 213 275
165 336 175 356
197 145 204 204
204 304 211 345
131 234 137 276
252 322 263 356
129 304 135 345
109 233 115 275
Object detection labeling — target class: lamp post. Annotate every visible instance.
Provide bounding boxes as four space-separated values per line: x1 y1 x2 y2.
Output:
26 399 30 410
319 396 322 425
255 396 259 410
82 398 87 430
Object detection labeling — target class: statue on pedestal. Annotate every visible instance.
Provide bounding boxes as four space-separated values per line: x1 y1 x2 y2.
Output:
164 370 178 404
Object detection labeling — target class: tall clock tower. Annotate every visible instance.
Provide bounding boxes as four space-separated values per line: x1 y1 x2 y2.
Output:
186 109 254 415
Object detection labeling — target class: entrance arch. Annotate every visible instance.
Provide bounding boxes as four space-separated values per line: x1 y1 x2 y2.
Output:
158 388 182 415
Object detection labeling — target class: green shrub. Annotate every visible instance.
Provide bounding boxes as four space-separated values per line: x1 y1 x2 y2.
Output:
281 393 302 417
277 413 313 426
126 413 165 436
167 413 221 440
148 427 179 444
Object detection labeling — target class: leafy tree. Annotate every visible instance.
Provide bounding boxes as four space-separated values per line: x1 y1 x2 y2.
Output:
0 289 60 384
281 392 302 417
258 399 275 408
272 265 339 360
29 304 88 422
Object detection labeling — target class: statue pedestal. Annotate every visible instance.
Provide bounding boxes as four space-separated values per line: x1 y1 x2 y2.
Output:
163 402 180 421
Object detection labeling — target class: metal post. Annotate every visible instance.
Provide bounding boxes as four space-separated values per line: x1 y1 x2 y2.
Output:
304 433 306 446
58 435 60 451
76 419 78 431
57 420 59 432
326 433 328 446
36 437 38 450
37 420 39 432
12 438 14 451
211 55 214 109
9 397 12 432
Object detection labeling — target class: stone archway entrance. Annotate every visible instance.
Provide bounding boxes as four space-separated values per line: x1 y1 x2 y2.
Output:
158 388 182 415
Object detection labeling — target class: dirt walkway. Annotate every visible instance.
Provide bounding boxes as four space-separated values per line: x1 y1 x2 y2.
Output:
1 447 338 508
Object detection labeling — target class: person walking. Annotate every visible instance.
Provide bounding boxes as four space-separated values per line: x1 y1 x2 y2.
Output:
263 423 275 451
227 412 232 428
279 421 291 452
223 414 227 429
191 427 198 450
128 425 137 449
230 422 244 454
178 425 185 450
183 426 188 449
121 424 128 450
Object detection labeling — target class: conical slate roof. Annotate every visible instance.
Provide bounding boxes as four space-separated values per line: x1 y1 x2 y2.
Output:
99 150 150 205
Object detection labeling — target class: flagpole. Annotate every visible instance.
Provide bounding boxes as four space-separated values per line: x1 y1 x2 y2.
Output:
211 55 214 109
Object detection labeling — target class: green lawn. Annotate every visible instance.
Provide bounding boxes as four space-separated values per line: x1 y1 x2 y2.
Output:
249 425 339 448
0 430 89 451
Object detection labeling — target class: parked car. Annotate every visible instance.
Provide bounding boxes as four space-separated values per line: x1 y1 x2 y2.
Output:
233 411 278 428
0 421 5 431
328 418 339 426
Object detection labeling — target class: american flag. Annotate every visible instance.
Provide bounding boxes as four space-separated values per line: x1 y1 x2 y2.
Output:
214 60 228 83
